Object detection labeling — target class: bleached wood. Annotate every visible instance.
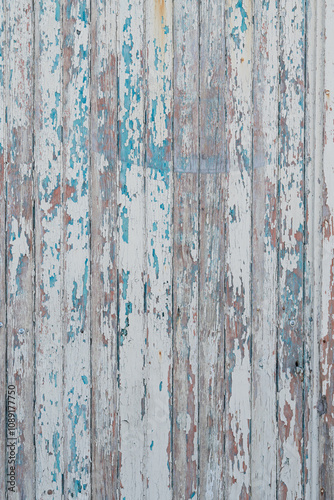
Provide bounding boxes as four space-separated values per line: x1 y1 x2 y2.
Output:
90 0 118 497
34 0 63 497
117 0 146 497
6 0 35 497
62 0 91 496
224 0 253 497
198 0 225 497
144 0 173 497
251 0 279 497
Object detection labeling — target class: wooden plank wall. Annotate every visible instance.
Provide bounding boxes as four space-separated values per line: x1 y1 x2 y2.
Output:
0 0 333 498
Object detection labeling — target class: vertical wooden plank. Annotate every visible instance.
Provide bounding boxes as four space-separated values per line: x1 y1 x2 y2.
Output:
90 0 118 498
34 0 63 496
117 0 146 497
173 0 199 498
6 0 35 496
320 0 334 496
277 0 306 497
62 0 91 495
198 0 225 497
304 0 324 496
224 0 253 497
0 0 6 495
145 0 173 497
251 0 279 497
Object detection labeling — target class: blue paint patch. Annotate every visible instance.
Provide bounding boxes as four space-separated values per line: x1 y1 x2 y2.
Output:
51 54 60 74
52 431 61 472
125 302 132 315
55 0 60 21
122 270 129 300
150 440 154 450
159 381 162 391
81 375 88 385
121 207 129 243
49 274 57 287
152 248 159 278
236 0 248 33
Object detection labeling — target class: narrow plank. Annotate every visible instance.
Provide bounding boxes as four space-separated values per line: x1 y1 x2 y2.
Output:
224 0 253 497
0 0 7 494
144 0 173 497
173 0 199 497
6 0 35 496
319 0 334 496
90 0 118 497
251 0 279 496
277 0 306 497
62 0 91 496
117 0 146 496
0 0 6 495
304 0 325 496
198 0 225 497
34 0 63 497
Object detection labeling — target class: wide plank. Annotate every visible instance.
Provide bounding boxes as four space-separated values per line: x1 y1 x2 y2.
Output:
144 0 173 497
224 0 253 497
251 0 279 496
62 0 91 495
277 0 306 496
90 0 118 497
198 0 225 497
6 0 35 496
117 0 146 496
173 0 199 498
34 0 63 497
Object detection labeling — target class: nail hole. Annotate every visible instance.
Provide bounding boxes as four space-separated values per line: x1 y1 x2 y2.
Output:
295 361 299 368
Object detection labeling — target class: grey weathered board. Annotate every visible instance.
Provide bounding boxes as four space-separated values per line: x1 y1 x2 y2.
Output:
0 0 333 498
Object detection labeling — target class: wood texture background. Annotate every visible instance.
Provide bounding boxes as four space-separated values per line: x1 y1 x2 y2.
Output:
0 0 333 498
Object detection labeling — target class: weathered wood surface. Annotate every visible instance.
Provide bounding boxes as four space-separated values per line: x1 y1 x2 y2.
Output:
0 0 333 498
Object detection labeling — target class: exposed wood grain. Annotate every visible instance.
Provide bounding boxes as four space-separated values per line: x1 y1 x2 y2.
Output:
320 0 334 496
251 0 279 497
173 0 199 498
62 0 91 495
144 0 173 497
90 0 118 497
198 0 225 497
277 0 306 497
0 0 5 495
224 0 253 497
117 0 146 496
6 0 35 497
34 0 63 497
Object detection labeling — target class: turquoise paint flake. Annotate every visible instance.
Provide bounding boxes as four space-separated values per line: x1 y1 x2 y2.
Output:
121 207 129 243
122 270 130 300
236 0 248 33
